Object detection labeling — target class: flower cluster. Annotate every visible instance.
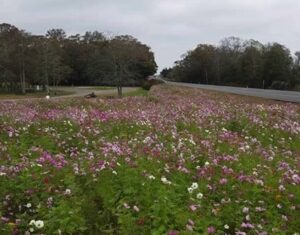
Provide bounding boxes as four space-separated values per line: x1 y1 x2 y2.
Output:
0 85 299 234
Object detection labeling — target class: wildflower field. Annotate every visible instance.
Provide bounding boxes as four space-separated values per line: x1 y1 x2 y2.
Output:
0 85 299 235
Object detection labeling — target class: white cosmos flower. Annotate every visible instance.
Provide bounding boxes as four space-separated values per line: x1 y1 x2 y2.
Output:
148 175 155 180
191 182 198 190
29 220 36 226
161 177 171 185
35 220 44 229
197 193 203 199
26 203 32 208
65 189 71 195
187 187 193 194
45 95 50 100
224 224 229 229
205 161 210 166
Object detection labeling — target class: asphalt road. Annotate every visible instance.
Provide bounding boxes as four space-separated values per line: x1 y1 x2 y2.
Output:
165 81 300 103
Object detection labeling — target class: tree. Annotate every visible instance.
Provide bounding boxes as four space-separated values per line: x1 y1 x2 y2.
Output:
160 68 172 78
240 40 264 87
218 37 243 86
45 29 72 87
108 35 157 97
0 24 158 94
263 43 293 89
293 52 300 87
0 23 25 93
166 44 217 84
46 29 66 41
166 37 299 90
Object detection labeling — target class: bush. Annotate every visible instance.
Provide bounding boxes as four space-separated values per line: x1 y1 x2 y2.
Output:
269 81 290 90
142 79 164 90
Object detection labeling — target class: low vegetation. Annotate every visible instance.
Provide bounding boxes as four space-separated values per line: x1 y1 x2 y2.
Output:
0 89 74 100
0 85 299 234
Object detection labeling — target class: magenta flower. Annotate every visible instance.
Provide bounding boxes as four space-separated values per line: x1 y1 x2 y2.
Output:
241 222 254 229
189 204 198 211
219 178 228 185
207 226 216 234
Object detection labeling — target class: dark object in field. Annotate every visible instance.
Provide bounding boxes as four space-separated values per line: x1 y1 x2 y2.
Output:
84 92 97 98
142 78 164 90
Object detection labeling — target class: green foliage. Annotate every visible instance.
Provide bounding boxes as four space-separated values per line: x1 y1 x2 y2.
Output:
141 79 164 90
123 88 149 97
0 23 157 93
167 37 299 90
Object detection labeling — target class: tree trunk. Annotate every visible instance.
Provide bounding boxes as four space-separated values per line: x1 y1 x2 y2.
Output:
21 69 26 94
117 70 123 98
20 39 26 94
117 85 122 98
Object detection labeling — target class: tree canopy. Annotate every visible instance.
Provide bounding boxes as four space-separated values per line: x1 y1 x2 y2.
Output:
0 23 157 93
163 37 299 90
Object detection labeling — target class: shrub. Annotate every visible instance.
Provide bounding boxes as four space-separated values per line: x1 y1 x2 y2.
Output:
142 79 164 90
269 81 290 90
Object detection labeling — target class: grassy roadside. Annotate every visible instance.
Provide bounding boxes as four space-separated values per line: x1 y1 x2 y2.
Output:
123 87 149 97
0 90 75 100
88 86 115 90
96 88 149 99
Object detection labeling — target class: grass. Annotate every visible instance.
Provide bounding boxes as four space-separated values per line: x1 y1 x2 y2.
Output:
98 88 149 99
88 86 115 90
0 89 74 100
123 88 149 97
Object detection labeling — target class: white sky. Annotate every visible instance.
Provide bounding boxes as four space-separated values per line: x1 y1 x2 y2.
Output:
1 0 300 71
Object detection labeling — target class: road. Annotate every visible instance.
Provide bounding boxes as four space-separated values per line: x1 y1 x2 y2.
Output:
164 81 300 103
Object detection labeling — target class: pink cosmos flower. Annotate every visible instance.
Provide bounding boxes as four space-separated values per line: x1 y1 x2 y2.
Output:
241 222 254 229
207 226 216 234
219 178 228 185
189 204 198 211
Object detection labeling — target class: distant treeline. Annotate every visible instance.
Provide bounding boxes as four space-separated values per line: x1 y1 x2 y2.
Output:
0 23 157 94
162 37 300 90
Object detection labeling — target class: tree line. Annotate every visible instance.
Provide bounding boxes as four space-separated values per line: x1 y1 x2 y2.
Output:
162 37 300 90
0 23 157 96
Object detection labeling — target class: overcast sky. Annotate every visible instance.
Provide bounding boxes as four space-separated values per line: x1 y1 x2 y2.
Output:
1 0 299 71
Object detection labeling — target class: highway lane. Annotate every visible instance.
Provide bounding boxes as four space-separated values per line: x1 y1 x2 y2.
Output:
165 81 300 103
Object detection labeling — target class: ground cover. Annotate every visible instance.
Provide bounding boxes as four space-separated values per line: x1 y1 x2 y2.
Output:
88 87 115 91
0 85 299 234
0 90 74 100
